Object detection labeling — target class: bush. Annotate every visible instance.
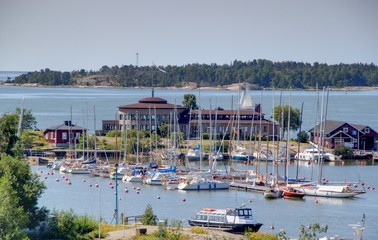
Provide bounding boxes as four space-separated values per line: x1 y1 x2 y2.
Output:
334 146 353 157
190 227 209 235
246 232 278 240
141 204 157 225
297 131 309 143
106 130 122 137
32 209 99 240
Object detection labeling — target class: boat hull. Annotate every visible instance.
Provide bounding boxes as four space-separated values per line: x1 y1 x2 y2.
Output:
178 181 229 190
188 220 262 233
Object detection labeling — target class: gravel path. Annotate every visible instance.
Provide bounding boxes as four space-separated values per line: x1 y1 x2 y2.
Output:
104 225 245 240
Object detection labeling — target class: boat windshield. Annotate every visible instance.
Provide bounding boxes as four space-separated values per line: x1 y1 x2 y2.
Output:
237 208 252 217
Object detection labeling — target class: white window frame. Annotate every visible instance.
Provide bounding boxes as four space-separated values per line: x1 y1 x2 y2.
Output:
365 128 370 134
343 127 348 133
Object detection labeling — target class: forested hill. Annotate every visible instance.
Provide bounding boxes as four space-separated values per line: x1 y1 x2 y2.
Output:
8 59 378 89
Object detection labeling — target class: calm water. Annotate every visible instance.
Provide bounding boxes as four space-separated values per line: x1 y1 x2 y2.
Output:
1 86 378 238
34 161 378 239
0 86 377 134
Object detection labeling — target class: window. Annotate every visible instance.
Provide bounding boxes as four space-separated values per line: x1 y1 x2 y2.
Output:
343 127 348 133
62 132 67 140
365 128 370 134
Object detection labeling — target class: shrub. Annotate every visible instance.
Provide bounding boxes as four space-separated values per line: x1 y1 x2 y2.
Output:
141 204 157 225
190 227 209 235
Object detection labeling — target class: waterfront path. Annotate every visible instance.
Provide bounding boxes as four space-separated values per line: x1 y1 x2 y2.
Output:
104 225 245 240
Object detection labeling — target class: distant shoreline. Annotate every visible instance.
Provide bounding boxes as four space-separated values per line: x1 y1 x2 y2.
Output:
1 82 378 92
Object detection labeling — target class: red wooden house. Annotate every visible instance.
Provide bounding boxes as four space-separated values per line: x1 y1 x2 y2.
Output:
44 121 86 147
309 120 378 150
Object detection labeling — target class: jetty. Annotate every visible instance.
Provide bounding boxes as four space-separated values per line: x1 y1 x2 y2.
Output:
229 181 270 193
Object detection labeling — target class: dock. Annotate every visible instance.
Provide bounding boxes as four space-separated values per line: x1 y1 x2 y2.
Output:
229 181 270 193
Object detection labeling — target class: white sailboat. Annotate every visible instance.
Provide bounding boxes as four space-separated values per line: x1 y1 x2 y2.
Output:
298 88 362 198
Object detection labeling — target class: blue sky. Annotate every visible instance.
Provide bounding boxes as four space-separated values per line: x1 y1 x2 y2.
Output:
1 0 377 71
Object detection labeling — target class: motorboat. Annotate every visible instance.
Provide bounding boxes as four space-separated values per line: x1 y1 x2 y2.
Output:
282 187 306 199
263 188 282 199
295 147 337 162
178 176 229 190
188 206 263 233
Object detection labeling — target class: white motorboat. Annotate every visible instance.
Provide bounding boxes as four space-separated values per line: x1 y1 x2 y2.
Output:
295 147 337 161
178 176 229 190
188 206 263 233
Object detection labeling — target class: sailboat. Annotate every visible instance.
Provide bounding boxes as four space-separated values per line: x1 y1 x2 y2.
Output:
297 88 361 198
281 89 305 199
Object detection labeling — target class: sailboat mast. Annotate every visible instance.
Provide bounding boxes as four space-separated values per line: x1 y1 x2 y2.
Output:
285 89 292 183
296 102 304 180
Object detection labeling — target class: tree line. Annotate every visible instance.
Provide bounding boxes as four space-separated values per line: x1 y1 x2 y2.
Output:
9 59 378 88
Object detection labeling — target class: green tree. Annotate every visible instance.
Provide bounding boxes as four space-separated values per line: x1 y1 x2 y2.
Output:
0 114 19 155
274 105 300 138
0 177 29 240
297 130 309 143
16 107 37 130
0 154 47 229
182 94 199 110
141 204 157 225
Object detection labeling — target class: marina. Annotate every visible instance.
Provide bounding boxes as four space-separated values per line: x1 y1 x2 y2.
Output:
1 86 378 239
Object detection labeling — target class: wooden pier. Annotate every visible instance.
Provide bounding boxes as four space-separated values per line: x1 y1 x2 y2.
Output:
229 181 270 193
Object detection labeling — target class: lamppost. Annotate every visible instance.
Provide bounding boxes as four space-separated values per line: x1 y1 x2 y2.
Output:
115 163 119 224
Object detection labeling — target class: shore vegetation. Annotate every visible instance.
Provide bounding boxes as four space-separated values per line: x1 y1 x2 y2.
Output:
5 60 378 89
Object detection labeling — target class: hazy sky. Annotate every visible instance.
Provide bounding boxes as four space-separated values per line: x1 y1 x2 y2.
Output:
1 0 377 71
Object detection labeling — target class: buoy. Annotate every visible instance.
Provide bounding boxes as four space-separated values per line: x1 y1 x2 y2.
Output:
124 188 129 193
157 196 161 199
270 225 274 230
367 186 371 190
314 200 319 204
111 186 114 189
182 198 186 202
51 172 54 175
89 184 93 187
249 199 253 203
133 186 136 190
243 161 247 165
136 191 140 194
82 179 86 182
44 176 47 179
361 182 365 186
68 181 72 185
372 187 375 190
109 182 112 185
55 179 59 182
95 184 99 187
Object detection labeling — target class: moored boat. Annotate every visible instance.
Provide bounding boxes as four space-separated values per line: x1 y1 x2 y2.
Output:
300 184 360 198
282 187 306 199
188 206 263 233
263 188 282 199
178 176 229 190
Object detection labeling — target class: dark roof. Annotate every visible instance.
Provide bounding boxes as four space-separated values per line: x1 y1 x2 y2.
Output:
118 97 186 110
190 119 273 125
309 120 376 134
45 123 86 132
191 109 263 115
